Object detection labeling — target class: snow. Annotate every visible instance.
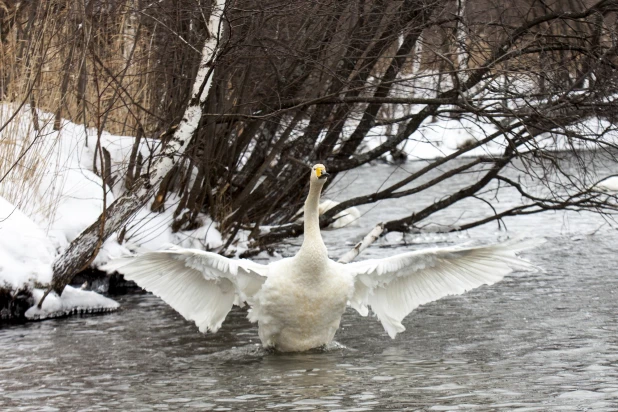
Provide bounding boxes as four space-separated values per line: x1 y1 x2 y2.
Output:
361 109 618 163
354 75 618 162
0 103 222 316
25 286 119 320
125 195 223 251
0 108 154 254
0 196 55 288
0 103 224 257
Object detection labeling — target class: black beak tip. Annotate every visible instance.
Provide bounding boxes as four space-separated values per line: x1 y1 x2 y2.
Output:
318 172 330 180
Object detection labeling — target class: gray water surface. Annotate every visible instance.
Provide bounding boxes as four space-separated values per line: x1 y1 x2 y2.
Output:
2 162 618 411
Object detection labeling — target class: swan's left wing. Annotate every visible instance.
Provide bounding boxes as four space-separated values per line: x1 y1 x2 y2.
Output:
345 239 541 338
102 247 268 333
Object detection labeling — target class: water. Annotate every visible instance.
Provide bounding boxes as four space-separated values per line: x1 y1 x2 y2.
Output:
2 161 618 411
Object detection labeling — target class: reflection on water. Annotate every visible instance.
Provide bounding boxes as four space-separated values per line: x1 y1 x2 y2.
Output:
2 162 618 411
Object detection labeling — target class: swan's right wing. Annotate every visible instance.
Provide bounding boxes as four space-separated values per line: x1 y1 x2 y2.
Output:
102 247 268 333
345 239 542 338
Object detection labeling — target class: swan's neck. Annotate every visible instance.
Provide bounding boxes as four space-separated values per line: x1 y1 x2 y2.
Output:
299 181 327 260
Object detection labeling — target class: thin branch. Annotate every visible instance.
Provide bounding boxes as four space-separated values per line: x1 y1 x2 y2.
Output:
337 223 385 264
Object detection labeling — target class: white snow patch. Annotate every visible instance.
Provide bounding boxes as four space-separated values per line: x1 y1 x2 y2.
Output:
0 105 148 261
0 103 223 268
25 286 119 320
124 195 223 251
0 195 55 288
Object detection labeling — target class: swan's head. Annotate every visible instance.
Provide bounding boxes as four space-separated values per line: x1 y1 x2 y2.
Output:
311 164 330 183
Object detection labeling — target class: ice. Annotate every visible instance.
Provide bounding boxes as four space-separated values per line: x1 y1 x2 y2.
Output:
25 286 119 320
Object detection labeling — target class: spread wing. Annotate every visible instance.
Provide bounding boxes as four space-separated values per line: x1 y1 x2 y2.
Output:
102 246 268 333
345 239 542 338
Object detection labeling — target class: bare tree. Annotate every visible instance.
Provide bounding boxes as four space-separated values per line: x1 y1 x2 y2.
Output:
165 0 618 253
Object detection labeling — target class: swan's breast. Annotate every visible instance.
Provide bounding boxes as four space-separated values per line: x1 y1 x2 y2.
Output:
252 258 354 350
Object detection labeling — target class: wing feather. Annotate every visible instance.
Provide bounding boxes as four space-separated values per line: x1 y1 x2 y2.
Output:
102 247 268 333
345 238 542 338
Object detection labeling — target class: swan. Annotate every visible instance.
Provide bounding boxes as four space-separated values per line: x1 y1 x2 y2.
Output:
593 175 618 192
103 164 540 352
296 199 361 228
319 199 361 228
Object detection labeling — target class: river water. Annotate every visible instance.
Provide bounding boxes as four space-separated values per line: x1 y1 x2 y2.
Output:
2 160 618 411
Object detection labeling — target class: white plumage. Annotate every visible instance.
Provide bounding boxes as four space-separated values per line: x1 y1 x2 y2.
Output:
104 164 541 352
103 249 266 333
318 199 361 228
593 175 618 193
346 240 539 338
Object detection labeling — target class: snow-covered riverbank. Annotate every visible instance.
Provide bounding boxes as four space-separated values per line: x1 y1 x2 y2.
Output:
0 105 223 319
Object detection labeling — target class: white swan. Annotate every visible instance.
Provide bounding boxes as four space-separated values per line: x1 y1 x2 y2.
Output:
593 175 618 192
104 164 540 352
295 199 361 228
319 199 361 228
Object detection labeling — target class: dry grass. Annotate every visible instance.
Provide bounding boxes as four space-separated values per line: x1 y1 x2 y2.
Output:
0 1 205 218
0 105 64 222
1 1 203 135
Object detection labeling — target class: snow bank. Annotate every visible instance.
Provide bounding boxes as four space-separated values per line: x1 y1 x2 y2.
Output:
0 106 145 258
125 194 223 251
0 104 221 317
593 175 618 192
0 193 121 316
361 111 618 163
0 104 223 266
0 196 55 288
